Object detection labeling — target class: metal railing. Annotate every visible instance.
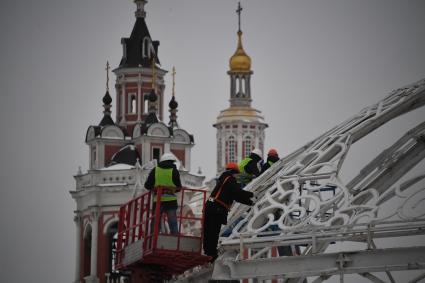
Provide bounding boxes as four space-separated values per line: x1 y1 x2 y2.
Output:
115 187 207 269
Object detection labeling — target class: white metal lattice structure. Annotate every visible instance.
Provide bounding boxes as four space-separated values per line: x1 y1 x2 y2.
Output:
175 78 425 283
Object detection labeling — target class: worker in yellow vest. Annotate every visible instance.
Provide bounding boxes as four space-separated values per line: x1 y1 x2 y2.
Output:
238 148 263 187
145 153 182 234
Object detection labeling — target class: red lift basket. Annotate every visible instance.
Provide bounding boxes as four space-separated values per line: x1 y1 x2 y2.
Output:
115 187 210 275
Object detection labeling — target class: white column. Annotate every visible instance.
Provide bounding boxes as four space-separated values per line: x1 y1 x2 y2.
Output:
115 84 120 123
137 75 141 121
237 126 243 162
255 130 260 149
221 129 226 169
90 209 99 281
185 147 191 172
94 144 99 169
74 215 81 283
144 140 151 163
121 83 126 123
216 133 221 172
164 142 170 153
246 75 251 99
98 143 104 168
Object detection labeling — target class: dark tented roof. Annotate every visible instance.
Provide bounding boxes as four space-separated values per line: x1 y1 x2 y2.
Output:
145 112 159 125
99 115 115 127
119 18 160 68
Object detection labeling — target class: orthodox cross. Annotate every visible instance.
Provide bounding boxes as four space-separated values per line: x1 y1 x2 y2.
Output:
236 2 243 32
105 61 110 91
172 66 176 97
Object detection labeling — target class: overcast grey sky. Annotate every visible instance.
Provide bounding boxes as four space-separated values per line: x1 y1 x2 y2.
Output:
1 0 425 282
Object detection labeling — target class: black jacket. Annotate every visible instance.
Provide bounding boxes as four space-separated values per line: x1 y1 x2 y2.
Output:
261 155 280 173
144 160 182 191
209 170 254 209
243 153 263 177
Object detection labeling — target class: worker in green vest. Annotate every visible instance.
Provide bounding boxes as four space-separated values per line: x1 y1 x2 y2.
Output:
238 148 263 187
145 153 182 234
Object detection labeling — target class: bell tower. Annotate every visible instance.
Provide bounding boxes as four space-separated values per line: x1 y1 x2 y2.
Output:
214 2 268 173
71 2 205 283
113 0 166 134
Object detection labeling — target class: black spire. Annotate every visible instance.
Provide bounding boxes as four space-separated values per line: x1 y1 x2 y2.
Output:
169 95 178 109
168 95 179 129
148 89 157 102
99 62 114 126
99 90 115 127
118 1 160 68
102 90 112 105
168 67 179 128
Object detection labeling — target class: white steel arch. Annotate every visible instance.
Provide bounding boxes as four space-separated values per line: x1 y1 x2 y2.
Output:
175 78 425 283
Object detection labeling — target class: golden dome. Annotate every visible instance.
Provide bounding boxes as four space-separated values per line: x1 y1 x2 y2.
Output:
229 31 251 72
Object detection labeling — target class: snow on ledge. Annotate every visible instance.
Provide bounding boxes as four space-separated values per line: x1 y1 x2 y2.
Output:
100 164 135 171
97 182 128 187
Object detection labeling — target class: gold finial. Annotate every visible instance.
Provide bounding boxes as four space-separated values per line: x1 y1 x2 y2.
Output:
151 56 156 90
236 2 242 32
171 66 176 97
105 61 110 91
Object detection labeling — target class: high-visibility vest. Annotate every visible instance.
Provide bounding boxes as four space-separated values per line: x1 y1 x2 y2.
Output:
154 167 177 202
238 157 253 184
268 160 275 167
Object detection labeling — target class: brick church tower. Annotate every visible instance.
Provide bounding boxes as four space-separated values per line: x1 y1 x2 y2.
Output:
70 1 204 282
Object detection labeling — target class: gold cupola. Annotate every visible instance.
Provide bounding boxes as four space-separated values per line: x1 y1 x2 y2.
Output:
229 31 251 72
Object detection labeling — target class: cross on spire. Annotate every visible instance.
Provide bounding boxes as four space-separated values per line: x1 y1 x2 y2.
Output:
236 2 243 32
171 66 176 97
105 61 110 91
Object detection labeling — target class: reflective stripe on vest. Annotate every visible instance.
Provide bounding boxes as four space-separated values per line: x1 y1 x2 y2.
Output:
154 167 177 202
238 157 253 184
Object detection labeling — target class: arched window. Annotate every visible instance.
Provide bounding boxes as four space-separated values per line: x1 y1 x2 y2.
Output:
102 222 131 282
226 136 237 164
143 94 149 114
243 136 252 159
107 222 118 274
142 37 150 58
83 225 92 278
236 76 242 97
129 94 137 114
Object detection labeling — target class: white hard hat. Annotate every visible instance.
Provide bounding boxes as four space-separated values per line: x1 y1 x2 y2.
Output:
251 148 262 157
160 152 177 162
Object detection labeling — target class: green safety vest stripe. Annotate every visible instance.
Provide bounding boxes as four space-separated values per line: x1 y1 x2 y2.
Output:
154 167 176 187
238 157 253 184
157 195 177 202
239 157 252 174
154 167 177 202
